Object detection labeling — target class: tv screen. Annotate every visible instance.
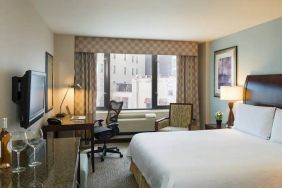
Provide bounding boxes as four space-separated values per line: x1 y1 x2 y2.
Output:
12 70 46 128
29 72 45 123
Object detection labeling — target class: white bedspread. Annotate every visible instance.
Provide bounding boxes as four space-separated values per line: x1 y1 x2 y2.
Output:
127 129 282 188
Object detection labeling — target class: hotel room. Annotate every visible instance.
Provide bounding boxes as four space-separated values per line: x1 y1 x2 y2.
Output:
1 0 282 187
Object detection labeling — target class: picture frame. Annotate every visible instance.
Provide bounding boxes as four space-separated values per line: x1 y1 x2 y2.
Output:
45 52 53 112
214 46 237 97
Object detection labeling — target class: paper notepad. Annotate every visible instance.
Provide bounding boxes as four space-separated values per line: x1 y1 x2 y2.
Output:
70 116 86 120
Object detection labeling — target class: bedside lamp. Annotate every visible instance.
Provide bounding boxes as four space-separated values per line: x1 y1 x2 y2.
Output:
220 86 243 127
56 83 82 118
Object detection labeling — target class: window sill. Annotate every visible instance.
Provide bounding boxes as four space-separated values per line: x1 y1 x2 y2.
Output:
96 109 169 114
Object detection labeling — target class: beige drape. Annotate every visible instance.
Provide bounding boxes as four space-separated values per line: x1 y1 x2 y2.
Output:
75 36 198 56
74 52 97 117
177 56 199 120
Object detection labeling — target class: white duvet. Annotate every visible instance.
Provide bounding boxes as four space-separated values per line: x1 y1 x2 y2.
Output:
127 129 282 188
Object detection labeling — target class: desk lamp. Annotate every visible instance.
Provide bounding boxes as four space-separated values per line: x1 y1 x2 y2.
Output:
56 83 81 117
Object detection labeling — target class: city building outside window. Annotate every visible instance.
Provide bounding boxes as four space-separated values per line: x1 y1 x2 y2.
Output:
96 53 176 110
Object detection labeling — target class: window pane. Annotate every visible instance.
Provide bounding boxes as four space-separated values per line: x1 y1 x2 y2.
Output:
110 54 152 109
96 53 105 107
157 55 177 106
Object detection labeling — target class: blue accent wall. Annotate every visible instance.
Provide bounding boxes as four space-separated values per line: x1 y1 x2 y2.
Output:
208 17 282 123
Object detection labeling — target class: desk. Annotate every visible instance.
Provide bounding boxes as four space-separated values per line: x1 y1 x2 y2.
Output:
41 114 95 172
0 137 80 188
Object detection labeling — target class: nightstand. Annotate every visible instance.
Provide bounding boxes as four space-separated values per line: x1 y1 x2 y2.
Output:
205 123 228 130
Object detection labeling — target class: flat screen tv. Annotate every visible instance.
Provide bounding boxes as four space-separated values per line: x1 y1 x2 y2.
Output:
12 70 46 129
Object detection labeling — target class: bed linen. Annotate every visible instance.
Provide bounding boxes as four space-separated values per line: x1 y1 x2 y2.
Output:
127 129 282 188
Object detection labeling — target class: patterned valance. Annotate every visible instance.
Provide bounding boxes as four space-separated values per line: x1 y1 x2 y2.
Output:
75 36 198 56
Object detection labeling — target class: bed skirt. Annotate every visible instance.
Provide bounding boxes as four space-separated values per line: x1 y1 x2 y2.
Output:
130 161 150 188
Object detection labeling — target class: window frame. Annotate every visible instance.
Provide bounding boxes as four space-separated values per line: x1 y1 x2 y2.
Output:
96 53 175 110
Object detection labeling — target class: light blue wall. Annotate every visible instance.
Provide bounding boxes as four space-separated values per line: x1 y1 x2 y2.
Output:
209 17 282 123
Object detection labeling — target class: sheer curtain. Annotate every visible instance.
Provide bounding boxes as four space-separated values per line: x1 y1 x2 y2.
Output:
177 56 199 121
74 52 97 117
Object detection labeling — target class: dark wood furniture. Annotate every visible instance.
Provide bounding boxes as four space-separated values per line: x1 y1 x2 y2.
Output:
205 123 228 129
244 74 282 108
42 114 95 172
0 137 80 188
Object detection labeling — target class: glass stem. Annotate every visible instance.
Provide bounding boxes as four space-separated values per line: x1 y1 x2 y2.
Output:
33 147 36 162
33 166 37 181
17 152 20 169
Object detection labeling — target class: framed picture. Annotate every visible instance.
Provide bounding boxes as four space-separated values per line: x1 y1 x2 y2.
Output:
45 52 53 112
214 46 237 97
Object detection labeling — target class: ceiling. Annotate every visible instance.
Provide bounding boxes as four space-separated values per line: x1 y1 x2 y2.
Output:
29 0 282 41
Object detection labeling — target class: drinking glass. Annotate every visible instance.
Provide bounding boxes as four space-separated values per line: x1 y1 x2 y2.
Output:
29 166 43 188
26 129 43 167
11 130 28 173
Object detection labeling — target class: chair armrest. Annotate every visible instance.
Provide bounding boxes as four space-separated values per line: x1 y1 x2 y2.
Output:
94 119 104 126
155 117 169 131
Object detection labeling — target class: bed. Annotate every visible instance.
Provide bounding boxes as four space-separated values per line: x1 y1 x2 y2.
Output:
127 74 282 188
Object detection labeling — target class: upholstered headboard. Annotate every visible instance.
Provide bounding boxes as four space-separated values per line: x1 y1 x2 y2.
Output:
243 74 282 108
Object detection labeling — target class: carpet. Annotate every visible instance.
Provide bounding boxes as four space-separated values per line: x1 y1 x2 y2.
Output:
87 143 138 188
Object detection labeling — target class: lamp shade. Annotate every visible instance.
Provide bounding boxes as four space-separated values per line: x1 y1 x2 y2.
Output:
220 86 243 101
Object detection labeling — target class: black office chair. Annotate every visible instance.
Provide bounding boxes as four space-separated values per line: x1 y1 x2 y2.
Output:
88 100 123 161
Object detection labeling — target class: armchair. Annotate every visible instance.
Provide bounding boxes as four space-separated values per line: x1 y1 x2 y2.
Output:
155 103 193 131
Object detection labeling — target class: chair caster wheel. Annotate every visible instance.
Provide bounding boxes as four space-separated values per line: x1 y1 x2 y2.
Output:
120 154 123 158
101 158 104 162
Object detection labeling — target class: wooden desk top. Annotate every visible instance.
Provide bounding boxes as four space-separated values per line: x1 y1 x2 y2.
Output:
57 114 94 126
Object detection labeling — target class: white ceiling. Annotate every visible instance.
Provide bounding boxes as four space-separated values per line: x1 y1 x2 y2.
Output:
29 0 282 41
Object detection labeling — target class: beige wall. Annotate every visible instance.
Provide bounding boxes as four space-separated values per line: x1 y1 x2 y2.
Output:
198 42 210 129
53 34 75 115
0 0 53 130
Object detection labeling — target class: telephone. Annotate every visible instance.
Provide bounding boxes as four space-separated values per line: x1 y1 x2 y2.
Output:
47 118 62 125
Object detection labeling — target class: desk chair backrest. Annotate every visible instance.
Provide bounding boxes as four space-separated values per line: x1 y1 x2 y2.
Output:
105 100 123 125
169 103 193 128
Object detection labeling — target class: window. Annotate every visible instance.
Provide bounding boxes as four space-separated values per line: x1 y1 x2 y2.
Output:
96 53 105 108
96 53 176 110
156 55 177 106
108 53 152 109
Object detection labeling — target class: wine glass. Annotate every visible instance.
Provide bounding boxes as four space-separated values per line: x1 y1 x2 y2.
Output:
29 166 43 188
26 129 43 167
11 130 28 173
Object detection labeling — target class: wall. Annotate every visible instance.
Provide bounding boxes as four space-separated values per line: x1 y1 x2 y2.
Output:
53 34 75 115
0 0 53 130
208 17 282 123
198 42 210 128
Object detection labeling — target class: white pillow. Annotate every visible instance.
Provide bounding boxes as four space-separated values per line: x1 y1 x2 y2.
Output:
234 103 276 139
270 108 282 144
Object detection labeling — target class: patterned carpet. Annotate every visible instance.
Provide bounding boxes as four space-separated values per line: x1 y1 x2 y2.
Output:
88 143 138 188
